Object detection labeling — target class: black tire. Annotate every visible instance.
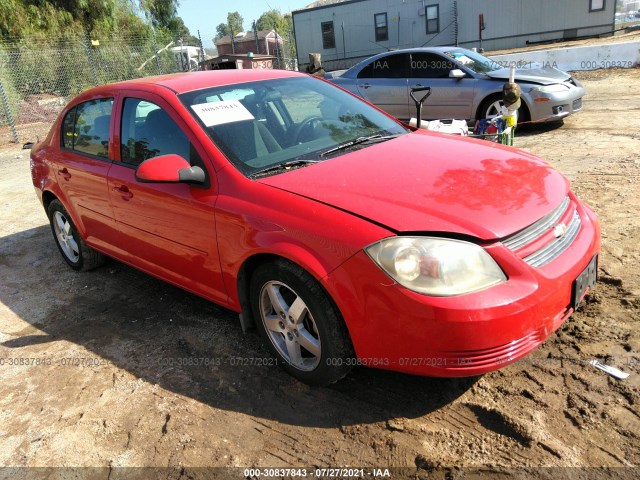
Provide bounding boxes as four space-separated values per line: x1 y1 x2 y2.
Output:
47 199 105 271
250 258 354 386
477 94 530 122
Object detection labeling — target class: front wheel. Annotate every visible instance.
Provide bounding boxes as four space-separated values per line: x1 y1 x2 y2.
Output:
250 259 354 386
47 199 105 271
478 94 530 122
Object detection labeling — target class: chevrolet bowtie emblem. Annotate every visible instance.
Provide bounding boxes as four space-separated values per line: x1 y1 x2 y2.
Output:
554 223 568 238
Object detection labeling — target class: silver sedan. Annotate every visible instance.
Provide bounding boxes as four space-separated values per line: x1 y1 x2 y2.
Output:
325 47 585 123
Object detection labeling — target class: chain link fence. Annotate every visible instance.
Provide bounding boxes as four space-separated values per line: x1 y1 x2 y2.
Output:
0 30 298 145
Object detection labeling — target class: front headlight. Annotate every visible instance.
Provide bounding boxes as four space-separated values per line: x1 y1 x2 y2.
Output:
365 237 506 296
533 84 569 94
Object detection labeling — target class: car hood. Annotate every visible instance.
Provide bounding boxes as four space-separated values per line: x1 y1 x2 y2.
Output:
486 66 571 85
258 132 569 240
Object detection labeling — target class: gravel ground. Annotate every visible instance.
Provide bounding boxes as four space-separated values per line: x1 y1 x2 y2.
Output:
0 68 638 479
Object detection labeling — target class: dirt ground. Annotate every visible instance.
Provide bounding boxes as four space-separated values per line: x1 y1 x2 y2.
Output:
0 68 639 479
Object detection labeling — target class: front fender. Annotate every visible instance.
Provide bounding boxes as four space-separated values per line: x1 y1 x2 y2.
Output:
222 226 364 312
214 168 393 312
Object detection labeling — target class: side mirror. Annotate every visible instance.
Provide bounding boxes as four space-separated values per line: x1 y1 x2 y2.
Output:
449 69 466 79
135 154 205 185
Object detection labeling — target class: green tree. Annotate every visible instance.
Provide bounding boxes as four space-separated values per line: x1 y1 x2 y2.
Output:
227 11 244 34
140 0 179 29
215 11 243 39
255 9 288 32
255 9 295 57
0 0 197 100
169 16 199 45
215 22 229 39
140 0 198 41
0 0 153 39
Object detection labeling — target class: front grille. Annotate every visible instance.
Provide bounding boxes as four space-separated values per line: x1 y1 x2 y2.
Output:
502 196 570 250
524 210 581 267
501 195 581 268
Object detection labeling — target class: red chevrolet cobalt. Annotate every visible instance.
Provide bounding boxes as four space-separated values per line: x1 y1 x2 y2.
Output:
31 70 600 385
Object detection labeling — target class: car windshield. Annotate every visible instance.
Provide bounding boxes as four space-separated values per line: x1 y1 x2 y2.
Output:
179 76 408 177
444 49 502 74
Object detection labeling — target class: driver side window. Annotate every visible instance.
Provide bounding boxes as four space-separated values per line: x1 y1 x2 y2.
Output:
120 98 201 168
410 53 456 79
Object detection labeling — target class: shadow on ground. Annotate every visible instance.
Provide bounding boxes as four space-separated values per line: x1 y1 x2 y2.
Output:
0 225 477 428
514 120 565 137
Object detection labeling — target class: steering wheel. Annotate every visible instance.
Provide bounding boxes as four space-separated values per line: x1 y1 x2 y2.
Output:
292 116 323 144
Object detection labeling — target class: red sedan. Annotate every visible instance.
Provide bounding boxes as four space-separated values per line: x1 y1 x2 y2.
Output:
30 70 600 385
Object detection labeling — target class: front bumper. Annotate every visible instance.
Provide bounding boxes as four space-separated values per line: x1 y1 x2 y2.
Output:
525 82 585 122
324 199 600 377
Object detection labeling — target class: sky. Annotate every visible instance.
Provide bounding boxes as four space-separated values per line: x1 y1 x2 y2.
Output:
177 0 313 47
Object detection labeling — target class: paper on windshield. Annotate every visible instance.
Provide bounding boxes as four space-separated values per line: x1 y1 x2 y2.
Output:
191 100 254 127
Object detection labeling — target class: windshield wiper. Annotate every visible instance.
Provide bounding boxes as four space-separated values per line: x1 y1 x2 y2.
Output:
319 134 401 158
250 159 320 179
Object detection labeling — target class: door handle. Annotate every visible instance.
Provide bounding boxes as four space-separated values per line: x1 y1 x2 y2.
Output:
112 185 133 200
58 168 71 181
361 83 371 89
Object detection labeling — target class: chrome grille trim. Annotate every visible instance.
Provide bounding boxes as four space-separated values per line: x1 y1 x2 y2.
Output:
524 210 581 268
502 196 570 250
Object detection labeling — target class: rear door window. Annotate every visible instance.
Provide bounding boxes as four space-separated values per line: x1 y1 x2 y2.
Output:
61 107 76 150
357 53 408 79
61 98 113 159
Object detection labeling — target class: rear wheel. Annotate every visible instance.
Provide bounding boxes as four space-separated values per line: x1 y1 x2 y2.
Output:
47 199 105 271
250 259 354 386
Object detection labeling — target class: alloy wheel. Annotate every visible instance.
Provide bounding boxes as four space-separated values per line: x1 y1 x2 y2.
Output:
52 211 80 263
259 281 322 371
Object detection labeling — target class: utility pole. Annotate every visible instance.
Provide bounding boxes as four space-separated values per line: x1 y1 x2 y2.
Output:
253 21 259 54
179 36 185 71
230 23 236 54
198 29 205 65
274 30 281 68
341 21 346 60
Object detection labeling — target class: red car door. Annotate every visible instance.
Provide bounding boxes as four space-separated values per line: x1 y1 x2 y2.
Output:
54 97 120 251
107 93 225 304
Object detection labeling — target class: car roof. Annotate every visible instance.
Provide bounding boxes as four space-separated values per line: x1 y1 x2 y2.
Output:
391 47 459 53
79 69 305 98
379 46 465 54
341 47 469 76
